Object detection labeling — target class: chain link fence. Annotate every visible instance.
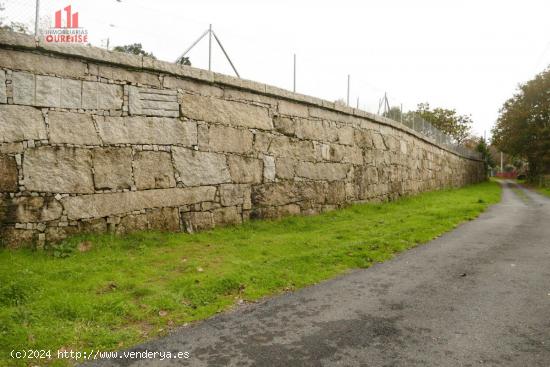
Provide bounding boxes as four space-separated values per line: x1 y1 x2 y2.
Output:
386 110 482 160
0 0 482 160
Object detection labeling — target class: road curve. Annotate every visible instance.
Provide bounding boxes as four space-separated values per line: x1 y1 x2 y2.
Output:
88 181 550 367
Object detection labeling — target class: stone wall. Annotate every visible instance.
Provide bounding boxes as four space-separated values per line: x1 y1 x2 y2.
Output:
0 30 485 248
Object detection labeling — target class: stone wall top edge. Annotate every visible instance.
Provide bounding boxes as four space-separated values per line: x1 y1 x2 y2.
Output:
0 29 481 162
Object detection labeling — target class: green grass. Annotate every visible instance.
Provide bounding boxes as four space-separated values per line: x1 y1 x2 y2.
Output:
0 181 501 366
537 187 550 198
515 179 550 198
511 187 530 202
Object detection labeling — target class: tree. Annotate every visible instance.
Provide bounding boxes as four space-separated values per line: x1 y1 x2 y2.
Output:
383 106 403 121
0 2 6 27
475 137 494 172
176 56 191 66
113 43 156 59
3 21 30 34
0 2 31 34
492 67 550 180
334 99 347 107
413 103 473 144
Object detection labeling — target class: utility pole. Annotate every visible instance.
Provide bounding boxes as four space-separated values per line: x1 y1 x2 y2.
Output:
208 24 212 72
293 53 296 93
500 152 504 173
34 0 40 36
380 92 390 116
356 97 359 109
347 75 350 106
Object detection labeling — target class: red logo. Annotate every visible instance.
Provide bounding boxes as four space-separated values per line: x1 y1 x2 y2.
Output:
44 4 88 43
55 5 79 28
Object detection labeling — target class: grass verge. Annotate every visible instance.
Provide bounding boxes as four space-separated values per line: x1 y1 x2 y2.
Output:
536 187 550 198
0 181 501 366
516 179 550 198
511 187 530 202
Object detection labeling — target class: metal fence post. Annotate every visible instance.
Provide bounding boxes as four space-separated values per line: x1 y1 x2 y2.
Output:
211 31 240 78
293 53 296 93
208 24 212 71
34 0 40 36
347 75 350 106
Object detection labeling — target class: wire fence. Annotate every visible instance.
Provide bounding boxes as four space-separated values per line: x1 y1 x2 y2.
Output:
398 112 481 160
0 0 482 160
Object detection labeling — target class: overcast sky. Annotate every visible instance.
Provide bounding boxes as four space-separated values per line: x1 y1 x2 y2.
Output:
5 0 550 138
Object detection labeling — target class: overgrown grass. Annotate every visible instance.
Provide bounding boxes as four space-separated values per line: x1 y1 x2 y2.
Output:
537 187 550 198
516 179 550 198
511 187 530 202
0 181 501 366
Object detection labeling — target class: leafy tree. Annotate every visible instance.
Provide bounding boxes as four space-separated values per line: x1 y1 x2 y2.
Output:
0 2 31 34
176 56 191 66
492 67 550 180
475 137 494 172
383 106 403 121
413 103 473 144
3 21 30 33
334 98 347 107
0 2 6 26
113 43 155 59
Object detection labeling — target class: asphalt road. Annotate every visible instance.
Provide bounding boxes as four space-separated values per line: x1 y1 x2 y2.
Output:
88 181 550 367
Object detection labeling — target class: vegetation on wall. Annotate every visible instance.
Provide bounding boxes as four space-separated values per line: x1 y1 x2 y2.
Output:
113 43 157 59
176 56 191 66
113 43 192 66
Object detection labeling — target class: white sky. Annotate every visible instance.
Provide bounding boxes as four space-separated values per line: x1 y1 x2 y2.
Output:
4 0 550 138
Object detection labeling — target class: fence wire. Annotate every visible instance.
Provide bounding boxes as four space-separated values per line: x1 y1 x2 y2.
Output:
387 111 482 160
